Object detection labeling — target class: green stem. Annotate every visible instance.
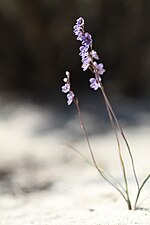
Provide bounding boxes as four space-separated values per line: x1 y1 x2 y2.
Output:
74 98 128 203
134 174 150 210
66 142 126 193
100 91 132 210
100 85 139 191
136 191 150 208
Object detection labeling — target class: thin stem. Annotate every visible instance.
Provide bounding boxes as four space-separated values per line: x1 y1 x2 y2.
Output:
134 174 150 210
101 92 132 210
136 191 150 209
65 142 126 193
73 98 128 204
100 85 139 191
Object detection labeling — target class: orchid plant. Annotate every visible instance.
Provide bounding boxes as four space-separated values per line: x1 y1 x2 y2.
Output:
61 17 149 210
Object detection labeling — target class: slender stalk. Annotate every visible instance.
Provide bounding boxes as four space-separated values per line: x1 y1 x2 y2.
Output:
136 191 150 209
101 91 132 210
134 174 150 210
73 98 128 204
66 142 126 193
100 85 140 191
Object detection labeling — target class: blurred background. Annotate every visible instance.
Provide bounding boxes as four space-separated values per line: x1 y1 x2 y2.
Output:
0 0 149 197
0 0 150 99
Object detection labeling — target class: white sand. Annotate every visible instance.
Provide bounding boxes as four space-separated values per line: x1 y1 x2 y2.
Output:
0 101 149 225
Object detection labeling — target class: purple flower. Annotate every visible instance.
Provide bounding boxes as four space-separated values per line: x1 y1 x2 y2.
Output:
61 72 71 93
62 71 75 106
91 50 99 60
73 27 84 41
93 62 105 75
79 45 89 58
76 33 84 41
82 32 92 46
76 17 84 27
82 63 90 71
73 25 81 35
62 83 70 93
81 56 91 71
89 77 101 90
73 17 106 85
67 91 75 105
73 17 85 41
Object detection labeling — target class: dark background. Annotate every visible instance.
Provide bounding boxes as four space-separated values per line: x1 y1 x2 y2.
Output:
0 0 150 104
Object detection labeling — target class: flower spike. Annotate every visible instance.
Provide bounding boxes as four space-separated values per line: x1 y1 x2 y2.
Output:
61 71 75 105
73 17 105 90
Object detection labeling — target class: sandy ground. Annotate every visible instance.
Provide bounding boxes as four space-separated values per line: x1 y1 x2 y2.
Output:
0 99 149 225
